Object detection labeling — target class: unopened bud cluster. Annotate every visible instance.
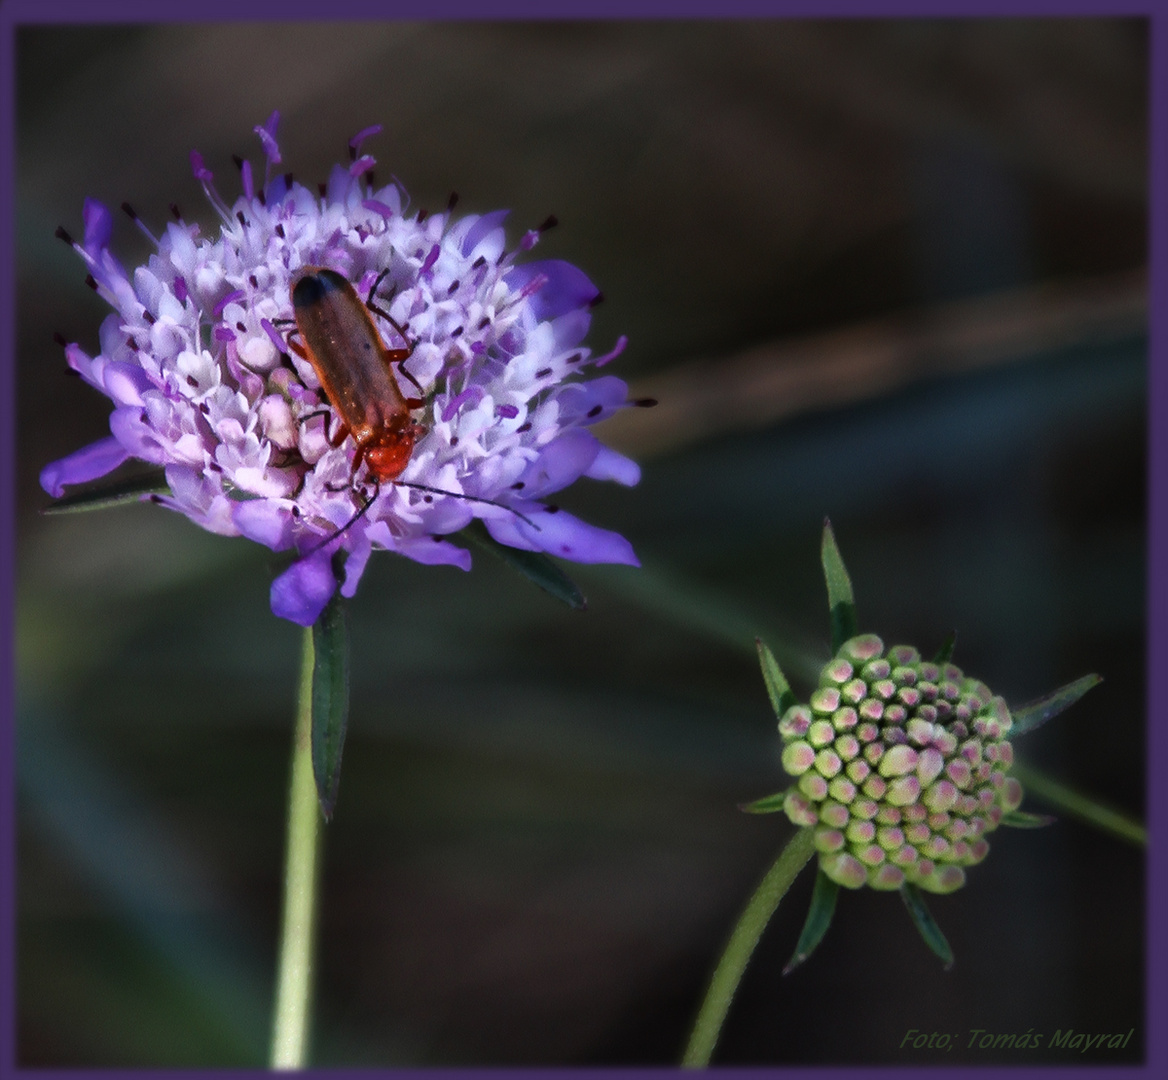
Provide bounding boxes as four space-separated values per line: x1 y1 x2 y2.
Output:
780 634 1021 893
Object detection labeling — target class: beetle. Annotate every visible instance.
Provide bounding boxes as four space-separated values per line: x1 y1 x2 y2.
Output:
288 264 424 484
282 265 535 547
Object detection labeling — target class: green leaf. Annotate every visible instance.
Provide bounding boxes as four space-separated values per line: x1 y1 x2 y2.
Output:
820 519 856 653
783 869 839 974
755 638 796 718
311 592 350 821
1001 809 1057 829
41 469 170 513
900 883 954 969
738 789 791 815
1010 674 1102 736
933 630 957 665
460 520 587 611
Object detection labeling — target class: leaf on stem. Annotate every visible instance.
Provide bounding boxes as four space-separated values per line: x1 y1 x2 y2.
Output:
783 869 839 974
738 789 791 815
311 591 350 821
41 469 170 513
933 630 957 665
1010 674 1103 737
1001 809 1057 829
900 882 954 969
460 520 587 610
821 519 856 653
755 638 796 718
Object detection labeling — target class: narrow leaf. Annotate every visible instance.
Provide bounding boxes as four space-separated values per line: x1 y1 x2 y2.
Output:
755 638 796 718
461 520 587 610
1001 809 1057 829
738 789 791 815
42 470 170 513
820 519 856 653
1010 674 1102 737
311 592 350 821
933 630 957 665
783 869 839 974
900 882 954 969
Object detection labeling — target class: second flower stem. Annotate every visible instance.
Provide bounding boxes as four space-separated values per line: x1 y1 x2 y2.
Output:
681 826 816 1068
270 628 323 1069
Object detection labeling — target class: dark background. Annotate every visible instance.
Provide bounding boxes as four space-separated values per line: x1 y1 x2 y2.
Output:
15 19 1146 1066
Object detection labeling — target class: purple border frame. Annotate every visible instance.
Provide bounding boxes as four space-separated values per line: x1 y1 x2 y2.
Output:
0 2 1161 1078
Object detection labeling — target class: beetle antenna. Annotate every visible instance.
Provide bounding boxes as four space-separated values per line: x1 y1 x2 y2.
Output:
391 480 541 531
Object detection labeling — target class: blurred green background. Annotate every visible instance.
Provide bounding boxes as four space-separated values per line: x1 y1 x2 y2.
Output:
16 19 1145 1066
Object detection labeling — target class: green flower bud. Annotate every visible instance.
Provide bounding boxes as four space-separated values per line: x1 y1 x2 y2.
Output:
776 634 1031 893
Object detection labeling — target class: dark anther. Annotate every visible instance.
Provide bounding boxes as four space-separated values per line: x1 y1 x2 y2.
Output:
208 461 223 472
511 481 526 490
85 274 98 291
545 504 560 514
149 494 164 503
292 505 301 517
169 203 183 220
587 404 603 418
200 402 210 415
249 274 259 289
127 338 139 352
187 375 199 387
52 332 68 349
448 280 460 294
472 256 486 269
236 321 247 333
121 202 138 221
417 209 429 223
538 214 558 232
451 326 463 338
450 436 460 447
447 191 459 211
634 397 658 408
54 226 74 245
275 223 286 239
517 422 533 433
143 311 157 325
232 154 245 172
589 291 605 308
257 189 266 207
477 316 491 330
236 211 248 227
536 367 552 378
567 352 583 364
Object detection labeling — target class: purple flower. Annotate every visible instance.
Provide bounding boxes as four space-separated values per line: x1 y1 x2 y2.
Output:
43 112 642 625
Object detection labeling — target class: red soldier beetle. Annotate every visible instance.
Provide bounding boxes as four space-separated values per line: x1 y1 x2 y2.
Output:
282 265 536 552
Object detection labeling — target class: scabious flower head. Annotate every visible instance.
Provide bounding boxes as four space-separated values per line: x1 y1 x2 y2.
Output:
41 113 642 625
779 634 1021 894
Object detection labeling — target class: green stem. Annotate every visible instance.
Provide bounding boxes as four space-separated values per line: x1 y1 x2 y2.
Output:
681 827 816 1068
270 628 323 1069
1011 762 1146 847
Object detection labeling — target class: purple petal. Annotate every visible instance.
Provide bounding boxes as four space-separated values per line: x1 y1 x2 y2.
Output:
521 429 600 498
40 436 130 497
550 308 592 349
232 500 294 550
394 535 473 570
109 404 170 463
459 209 510 258
584 445 641 487
270 551 338 626
486 506 639 566
504 260 598 321
102 361 154 406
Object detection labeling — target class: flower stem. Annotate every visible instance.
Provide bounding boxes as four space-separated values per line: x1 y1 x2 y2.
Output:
270 628 323 1069
681 826 816 1068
